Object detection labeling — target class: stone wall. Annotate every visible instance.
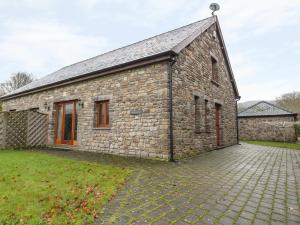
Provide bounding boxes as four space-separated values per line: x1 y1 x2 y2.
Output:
2 63 170 159
172 24 238 158
238 116 297 142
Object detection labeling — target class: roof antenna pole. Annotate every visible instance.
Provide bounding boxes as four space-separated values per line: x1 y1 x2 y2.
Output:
209 3 220 15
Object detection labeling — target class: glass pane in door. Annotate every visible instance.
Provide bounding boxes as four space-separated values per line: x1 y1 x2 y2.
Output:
74 102 78 141
56 104 63 143
64 103 73 141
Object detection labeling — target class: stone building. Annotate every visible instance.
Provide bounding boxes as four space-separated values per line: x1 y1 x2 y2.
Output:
238 101 297 142
0 16 240 160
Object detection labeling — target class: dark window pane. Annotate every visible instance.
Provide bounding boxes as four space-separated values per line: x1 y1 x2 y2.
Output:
56 104 63 142
64 103 73 141
74 103 78 141
106 102 109 125
95 101 110 128
211 57 218 82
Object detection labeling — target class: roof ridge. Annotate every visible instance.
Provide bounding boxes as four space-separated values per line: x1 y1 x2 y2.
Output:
57 16 214 71
171 16 215 53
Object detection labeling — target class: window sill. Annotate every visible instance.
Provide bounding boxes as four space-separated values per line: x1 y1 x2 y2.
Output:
93 127 111 130
195 131 212 134
211 80 220 87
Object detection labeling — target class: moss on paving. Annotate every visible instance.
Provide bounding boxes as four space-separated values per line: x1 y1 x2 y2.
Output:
0 150 131 224
242 140 300 150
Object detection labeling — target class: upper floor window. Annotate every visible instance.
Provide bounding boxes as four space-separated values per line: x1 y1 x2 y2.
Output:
211 56 219 83
95 100 110 128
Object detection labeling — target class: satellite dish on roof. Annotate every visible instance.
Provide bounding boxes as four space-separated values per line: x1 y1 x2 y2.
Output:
209 3 220 15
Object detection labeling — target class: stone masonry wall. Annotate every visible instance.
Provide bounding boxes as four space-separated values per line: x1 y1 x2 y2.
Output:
238 116 297 142
2 63 170 159
172 23 238 158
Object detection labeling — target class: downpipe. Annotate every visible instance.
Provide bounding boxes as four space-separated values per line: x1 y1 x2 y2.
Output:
235 98 241 145
168 57 176 162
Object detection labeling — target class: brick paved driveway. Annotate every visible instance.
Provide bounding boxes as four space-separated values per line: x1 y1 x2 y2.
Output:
47 144 300 225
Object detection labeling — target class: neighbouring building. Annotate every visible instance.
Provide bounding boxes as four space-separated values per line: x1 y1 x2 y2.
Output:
0 16 240 160
238 101 298 142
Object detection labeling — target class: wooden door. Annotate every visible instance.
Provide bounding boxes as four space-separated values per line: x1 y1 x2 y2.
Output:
215 104 221 146
55 101 77 145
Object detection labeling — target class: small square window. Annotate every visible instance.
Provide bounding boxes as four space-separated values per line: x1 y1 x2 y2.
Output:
94 100 110 128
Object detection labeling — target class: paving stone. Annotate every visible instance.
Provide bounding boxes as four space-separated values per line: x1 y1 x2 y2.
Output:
287 214 300 223
240 211 255 220
218 216 234 225
235 217 251 225
199 214 215 225
223 210 239 219
173 219 191 225
259 207 272 214
151 218 172 225
287 220 300 225
183 214 199 223
255 212 270 221
253 218 269 225
243 205 257 214
229 205 242 212
270 219 285 225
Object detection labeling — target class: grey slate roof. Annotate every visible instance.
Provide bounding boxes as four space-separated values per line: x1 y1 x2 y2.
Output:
238 101 296 117
4 16 216 98
238 100 276 112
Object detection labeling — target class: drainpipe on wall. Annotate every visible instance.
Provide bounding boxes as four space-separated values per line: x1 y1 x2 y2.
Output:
168 57 176 162
235 99 240 145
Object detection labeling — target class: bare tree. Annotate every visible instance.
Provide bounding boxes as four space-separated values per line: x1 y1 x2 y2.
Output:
276 91 300 113
0 85 5 112
0 72 34 94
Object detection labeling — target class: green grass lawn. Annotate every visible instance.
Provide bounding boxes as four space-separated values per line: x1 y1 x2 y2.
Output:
242 140 300 150
0 150 131 224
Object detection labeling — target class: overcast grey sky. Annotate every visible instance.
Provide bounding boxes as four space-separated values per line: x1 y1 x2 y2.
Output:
0 0 299 102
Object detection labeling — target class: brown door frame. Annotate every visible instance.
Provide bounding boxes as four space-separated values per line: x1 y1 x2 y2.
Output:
215 104 221 146
54 100 77 145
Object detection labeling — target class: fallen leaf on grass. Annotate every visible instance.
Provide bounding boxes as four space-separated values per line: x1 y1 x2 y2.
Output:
95 191 104 200
65 211 75 220
86 186 94 195
80 200 88 208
